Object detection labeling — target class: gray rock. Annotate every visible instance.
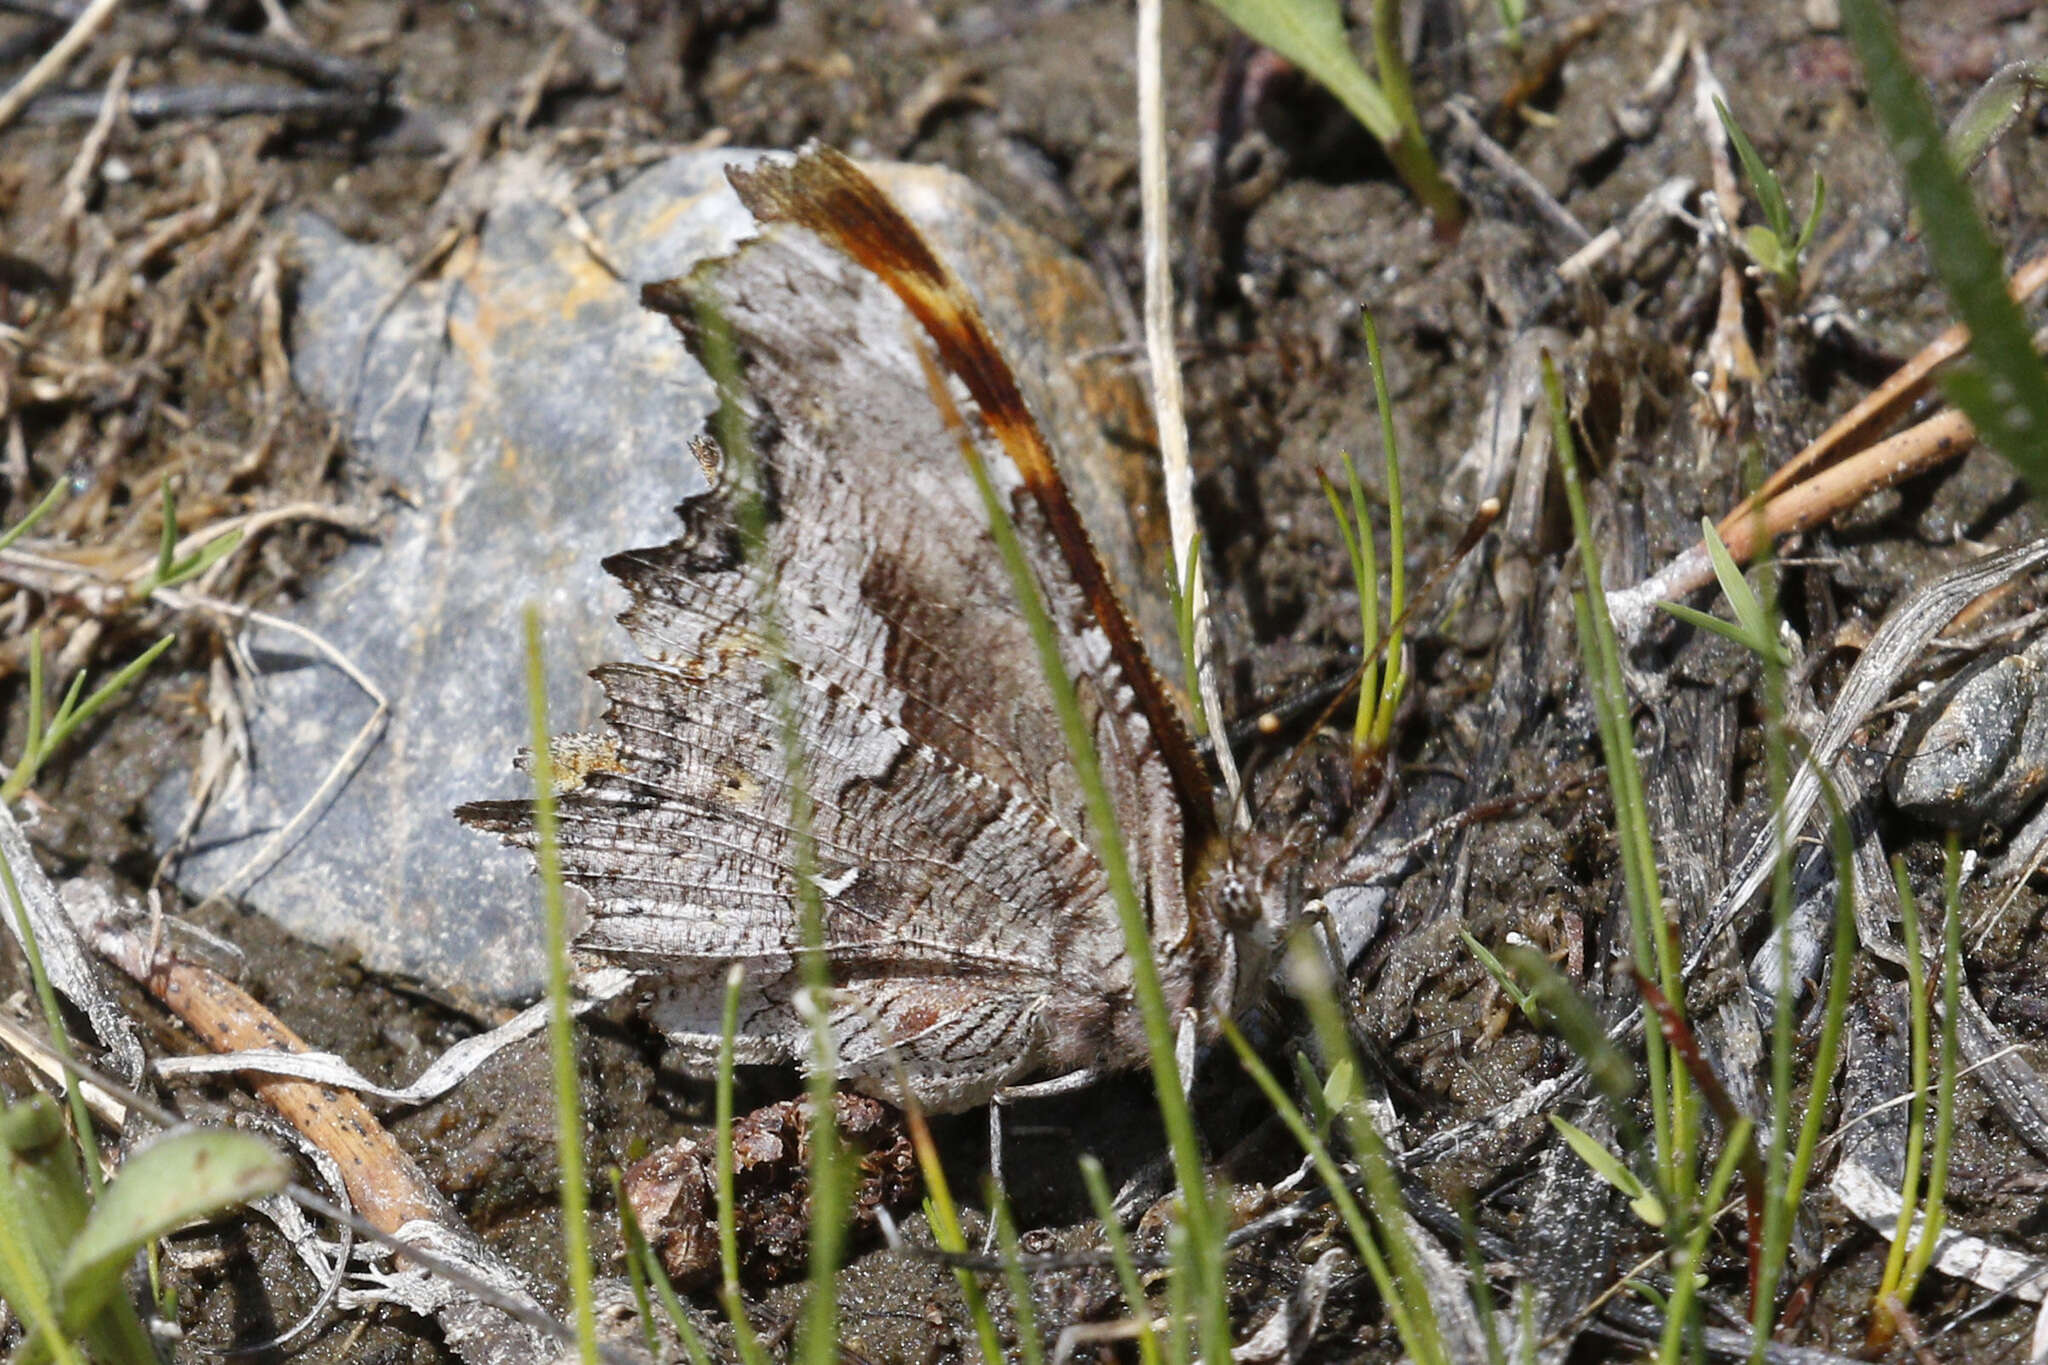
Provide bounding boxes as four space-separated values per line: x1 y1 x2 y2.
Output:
150 151 764 998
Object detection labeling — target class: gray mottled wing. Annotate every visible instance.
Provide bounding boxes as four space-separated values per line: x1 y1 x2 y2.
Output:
460 171 1200 1112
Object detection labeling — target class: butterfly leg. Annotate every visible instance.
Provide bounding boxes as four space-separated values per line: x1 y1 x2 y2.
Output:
1105 1010 1204 1223
984 1067 1103 1248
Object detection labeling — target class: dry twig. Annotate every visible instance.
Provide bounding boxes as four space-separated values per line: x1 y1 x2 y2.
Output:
0 0 119 133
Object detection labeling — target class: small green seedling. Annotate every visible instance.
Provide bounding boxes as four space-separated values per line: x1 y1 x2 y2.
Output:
0 480 69 554
0 1100 287 1364
135 483 243 599
1321 310 1410 773
1658 517 1789 666
1292 1049 1357 1142
1459 930 1539 1025
1202 0 1463 228
2 631 176 804
1165 530 1211 738
1713 96 1826 296
1493 0 1528 56
1549 1115 1666 1228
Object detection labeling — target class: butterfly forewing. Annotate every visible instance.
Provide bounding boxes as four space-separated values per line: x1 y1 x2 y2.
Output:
460 148 1257 1113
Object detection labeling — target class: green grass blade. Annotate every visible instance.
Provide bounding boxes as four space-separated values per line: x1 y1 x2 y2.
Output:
1458 1199 1506 1365
710 971 770 1365
1944 60 2048 177
3 635 176 803
1320 463 1377 754
0 1097 90 1365
1219 1019 1433 1359
609 1169 664 1363
1796 173 1827 256
1079 1157 1166 1365
936 358 1228 1360
1458 930 1537 1021
1362 309 1408 750
611 1169 716 1365
1200 0 1461 225
1168 531 1210 738
24 627 45 786
60 1129 287 1332
154 482 178 587
1842 0 2048 500
1283 942 1447 1364
522 609 600 1365
1900 836 1964 1295
902 1105 1003 1364
1546 354 1693 1206
1344 449 1383 754
1713 96 1792 244
1696 517 1777 655
0 480 69 553
990 1184 1047 1365
1202 0 1396 138
1500 943 1641 1120
0 842 103 1199
1876 857 1929 1312
1660 1117 1752 1365
1657 601 1771 653
1755 762 1861 1347
1550 1116 1663 1228
142 528 244 597
690 290 846 1365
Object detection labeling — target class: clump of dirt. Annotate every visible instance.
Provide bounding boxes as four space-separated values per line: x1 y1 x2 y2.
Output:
6 0 2048 1361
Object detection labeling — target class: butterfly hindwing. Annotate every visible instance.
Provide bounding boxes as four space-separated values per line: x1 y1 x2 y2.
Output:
460 149 1251 1112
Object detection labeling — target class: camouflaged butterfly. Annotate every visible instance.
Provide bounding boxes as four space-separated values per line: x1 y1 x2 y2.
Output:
459 146 1319 1115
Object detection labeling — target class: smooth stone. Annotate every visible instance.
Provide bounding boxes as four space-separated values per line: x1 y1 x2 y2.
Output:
149 150 763 998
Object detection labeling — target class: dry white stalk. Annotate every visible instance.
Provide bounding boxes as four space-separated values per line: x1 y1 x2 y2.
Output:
1137 0 1243 820
0 0 123 134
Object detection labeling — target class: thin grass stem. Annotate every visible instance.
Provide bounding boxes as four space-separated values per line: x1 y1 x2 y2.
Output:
1362 310 1407 752
1755 764 1861 1351
1900 836 1963 1296
0 841 101 1198
0 480 68 553
1320 466 1374 756
522 609 599 1365
1874 857 1928 1332
1220 1015 1442 1363
901 1104 1004 1364
990 1185 1047 1365
713 965 770 1365
1287 942 1445 1361
1080 1157 1166 1365
1346 450 1382 756
1547 356 1695 1208
922 344 1229 1361
610 1168 716 1365
690 292 846 1364
1660 1118 1753 1365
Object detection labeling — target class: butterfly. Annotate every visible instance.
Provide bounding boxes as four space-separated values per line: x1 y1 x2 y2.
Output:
459 146 1322 1116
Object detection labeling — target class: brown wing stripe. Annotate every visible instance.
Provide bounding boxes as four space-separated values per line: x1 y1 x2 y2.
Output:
727 145 1218 849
